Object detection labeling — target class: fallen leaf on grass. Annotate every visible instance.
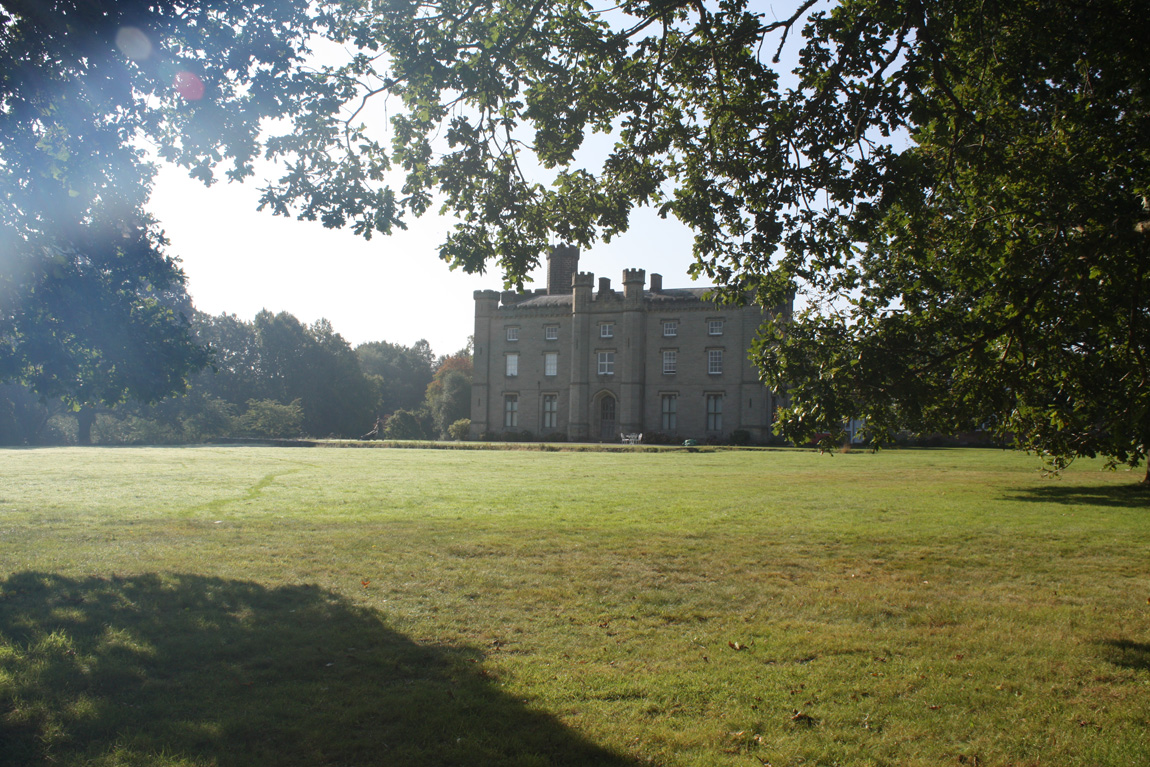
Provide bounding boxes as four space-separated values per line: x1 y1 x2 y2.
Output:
790 710 817 726
729 641 748 651
361 579 370 588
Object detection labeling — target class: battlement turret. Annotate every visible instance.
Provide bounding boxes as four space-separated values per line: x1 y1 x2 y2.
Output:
623 268 646 302
547 244 580 295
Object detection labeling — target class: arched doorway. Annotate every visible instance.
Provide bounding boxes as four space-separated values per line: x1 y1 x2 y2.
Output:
597 393 617 441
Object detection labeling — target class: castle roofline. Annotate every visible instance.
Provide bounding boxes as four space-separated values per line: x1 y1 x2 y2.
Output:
494 286 715 310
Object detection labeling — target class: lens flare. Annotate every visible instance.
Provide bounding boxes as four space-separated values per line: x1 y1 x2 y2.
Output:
115 27 152 61
173 71 205 101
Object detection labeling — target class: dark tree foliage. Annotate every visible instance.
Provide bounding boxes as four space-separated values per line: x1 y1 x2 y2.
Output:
248 0 1147 479
425 349 472 437
0 0 333 406
355 340 435 415
383 408 425 440
190 311 264 404
0 383 63 445
429 368 472 439
746 1 1150 483
253 312 375 438
89 311 410 442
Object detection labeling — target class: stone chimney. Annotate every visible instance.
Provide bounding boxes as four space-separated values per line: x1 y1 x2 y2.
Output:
547 244 580 295
649 273 662 293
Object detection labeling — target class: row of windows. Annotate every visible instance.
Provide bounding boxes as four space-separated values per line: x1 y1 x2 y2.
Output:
506 351 560 377
507 325 561 342
661 394 722 430
662 349 720 375
617 349 723 376
503 393 560 428
505 319 725 343
620 319 724 338
507 349 724 377
660 393 723 430
504 393 725 431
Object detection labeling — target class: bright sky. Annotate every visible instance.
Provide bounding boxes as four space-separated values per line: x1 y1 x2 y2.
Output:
148 163 699 358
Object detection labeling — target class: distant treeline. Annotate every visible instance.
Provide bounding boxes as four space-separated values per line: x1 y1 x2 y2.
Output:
0 310 471 445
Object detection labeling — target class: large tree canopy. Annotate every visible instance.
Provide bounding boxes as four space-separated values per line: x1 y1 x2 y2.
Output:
0 0 334 405
3 1 1147 478
254 0 1146 478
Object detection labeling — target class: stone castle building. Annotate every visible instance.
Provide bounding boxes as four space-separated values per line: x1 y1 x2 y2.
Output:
471 246 790 442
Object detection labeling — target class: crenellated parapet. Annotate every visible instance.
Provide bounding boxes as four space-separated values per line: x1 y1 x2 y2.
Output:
547 244 580 295
572 271 594 312
572 272 595 288
473 289 501 318
622 268 646 303
622 268 645 285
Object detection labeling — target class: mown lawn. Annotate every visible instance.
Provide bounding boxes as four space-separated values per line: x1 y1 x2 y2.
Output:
0 446 1147 766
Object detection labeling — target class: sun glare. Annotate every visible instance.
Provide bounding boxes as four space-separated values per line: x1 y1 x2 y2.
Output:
172 71 205 101
114 26 152 62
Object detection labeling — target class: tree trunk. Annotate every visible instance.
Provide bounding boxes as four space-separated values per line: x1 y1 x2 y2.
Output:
76 405 95 446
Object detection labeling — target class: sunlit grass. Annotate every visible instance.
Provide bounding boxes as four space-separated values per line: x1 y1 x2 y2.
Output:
1 446 1147 766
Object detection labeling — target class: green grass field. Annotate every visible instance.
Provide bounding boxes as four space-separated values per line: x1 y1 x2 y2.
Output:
0 446 1147 766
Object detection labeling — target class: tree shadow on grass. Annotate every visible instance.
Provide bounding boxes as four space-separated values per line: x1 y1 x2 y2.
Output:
0 572 639 767
1002 483 1150 510
1097 638 1150 673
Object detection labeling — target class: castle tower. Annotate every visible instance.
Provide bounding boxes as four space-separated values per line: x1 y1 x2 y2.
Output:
470 289 501 437
620 269 647 433
547 244 580 295
567 271 595 439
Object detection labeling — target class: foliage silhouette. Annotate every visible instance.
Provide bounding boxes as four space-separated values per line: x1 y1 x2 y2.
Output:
0 572 638 767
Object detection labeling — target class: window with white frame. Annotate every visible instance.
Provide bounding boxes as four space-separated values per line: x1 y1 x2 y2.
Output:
706 393 723 431
661 394 677 431
597 351 615 375
663 320 678 337
506 326 519 341
544 325 559 341
544 351 558 376
542 394 558 429
506 353 519 377
662 350 677 375
707 349 723 375
600 323 614 338
708 319 724 336
504 394 519 427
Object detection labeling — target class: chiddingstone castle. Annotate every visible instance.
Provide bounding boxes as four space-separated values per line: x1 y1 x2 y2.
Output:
471 246 791 442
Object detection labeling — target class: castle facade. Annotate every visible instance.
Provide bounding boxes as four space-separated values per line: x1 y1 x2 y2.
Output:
471 246 789 442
